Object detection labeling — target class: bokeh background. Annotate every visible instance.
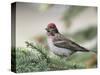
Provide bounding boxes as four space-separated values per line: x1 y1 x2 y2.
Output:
16 2 97 51
13 2 97 73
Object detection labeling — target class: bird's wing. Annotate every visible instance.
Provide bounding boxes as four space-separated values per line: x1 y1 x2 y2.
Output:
53 34 89 52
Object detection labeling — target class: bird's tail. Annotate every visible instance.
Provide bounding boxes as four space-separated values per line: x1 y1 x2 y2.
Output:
79 46 97 53
83 48 97 55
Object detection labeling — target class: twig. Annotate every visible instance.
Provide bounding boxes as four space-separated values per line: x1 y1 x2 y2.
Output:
25 41 50 63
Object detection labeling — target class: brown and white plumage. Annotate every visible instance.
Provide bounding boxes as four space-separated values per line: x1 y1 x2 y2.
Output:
53 33 89 52
45 23 89 57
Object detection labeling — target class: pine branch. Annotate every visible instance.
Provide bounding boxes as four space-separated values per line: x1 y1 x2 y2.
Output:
25 41 77 69
14 41 97 73
25 41 50 63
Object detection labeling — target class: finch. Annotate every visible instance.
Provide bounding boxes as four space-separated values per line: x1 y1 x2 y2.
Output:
45 23 90 57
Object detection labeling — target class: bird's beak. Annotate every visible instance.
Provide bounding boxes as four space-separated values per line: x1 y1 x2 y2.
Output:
45 28 50 32
45 28 48 31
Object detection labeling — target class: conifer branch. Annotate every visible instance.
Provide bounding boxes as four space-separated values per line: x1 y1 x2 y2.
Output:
25 41 50 63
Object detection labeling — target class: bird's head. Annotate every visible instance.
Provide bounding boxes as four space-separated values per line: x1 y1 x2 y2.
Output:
45 23 59 36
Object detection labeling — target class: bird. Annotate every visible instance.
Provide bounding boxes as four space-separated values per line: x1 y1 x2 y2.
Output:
45 23 90 57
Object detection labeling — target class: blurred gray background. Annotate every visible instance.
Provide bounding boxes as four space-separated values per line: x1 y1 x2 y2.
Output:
16 2 97 51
